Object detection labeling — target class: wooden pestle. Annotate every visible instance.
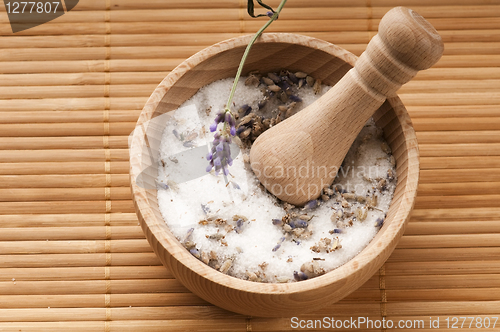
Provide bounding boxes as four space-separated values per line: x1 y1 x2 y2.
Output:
249 7 444 206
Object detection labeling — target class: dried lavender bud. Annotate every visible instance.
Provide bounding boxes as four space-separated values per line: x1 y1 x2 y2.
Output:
235 219 245 234
289 219 308 229
172 129 182 140
201 204 210 215
258 99 267 109
190 248 201 259
238 104 252 116
267 72 280 83
303 200 318 210
293 271 308 281
295 71 307 79
272 236 286 252
289 95 302 102
262 77 274 85
288 71 298 83
375 218 384 228
272 218 284 226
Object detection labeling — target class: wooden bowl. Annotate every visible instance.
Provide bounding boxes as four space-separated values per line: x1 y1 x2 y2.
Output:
129 33 419 317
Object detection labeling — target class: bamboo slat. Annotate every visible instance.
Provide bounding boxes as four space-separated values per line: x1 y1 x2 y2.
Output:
0 239 153 254
0 213 138 227
0 0 499 329
0 162 129 175
0 98 147 112
411 207 500 222
0 137 129 150
0 73 167 86
3 30 499 49
406 221 500 235
0 279 188 295
0 200 134 214
0 266 169 280
420 169 500 183
418 182 500 196
420 156 500 170
419 143 500 157
0 226 143 241
0 293 209 308
416 131 500 144
0 149 129 162
408 105 500 118
0 110 141 123
0 175 129 188
0 253 162 268
0 124 134 137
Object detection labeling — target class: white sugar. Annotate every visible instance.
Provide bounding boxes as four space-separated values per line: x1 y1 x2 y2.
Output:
157 75 396 283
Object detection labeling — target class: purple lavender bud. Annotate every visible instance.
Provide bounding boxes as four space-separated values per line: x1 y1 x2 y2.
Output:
280 80 291 91
209 122 218 132
225 112 236 127
272 218 283 226
240 104 252 116
189 248 201 258
235 218 244 234
216 142 224 152
289 95 302 102
183 141 195 148
304 200 318 210
236 126 246 135
214 157 221 167
375 218 384 228
172 129 181 140
333 228 343 234
222 166 229 176
206 153 213 161
289 219 308 229
206 164 213 172
230 126 236 136
266 11 273 17
293 271 308 281
227 157 233 166
201 204 210 215
214 112 224 123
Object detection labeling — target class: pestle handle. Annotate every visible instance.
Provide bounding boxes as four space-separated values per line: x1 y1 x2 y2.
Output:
249 7 443 206
354 7 444 97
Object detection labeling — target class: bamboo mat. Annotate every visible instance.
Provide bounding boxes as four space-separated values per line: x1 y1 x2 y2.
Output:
1 0 499 331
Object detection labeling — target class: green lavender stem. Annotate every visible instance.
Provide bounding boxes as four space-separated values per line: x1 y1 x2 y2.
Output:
224 0 288 112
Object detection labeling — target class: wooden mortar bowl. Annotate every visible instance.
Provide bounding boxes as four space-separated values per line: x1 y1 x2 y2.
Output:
129 33 419 317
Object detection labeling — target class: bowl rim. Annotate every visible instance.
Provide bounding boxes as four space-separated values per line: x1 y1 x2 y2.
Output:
129 32 419 296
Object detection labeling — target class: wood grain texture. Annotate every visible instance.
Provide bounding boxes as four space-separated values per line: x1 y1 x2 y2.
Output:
129 32 419 317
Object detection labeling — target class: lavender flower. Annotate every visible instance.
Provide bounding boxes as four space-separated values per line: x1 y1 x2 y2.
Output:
206 112 236 176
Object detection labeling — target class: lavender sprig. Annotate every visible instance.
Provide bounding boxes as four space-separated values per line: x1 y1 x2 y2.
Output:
206 0 287 177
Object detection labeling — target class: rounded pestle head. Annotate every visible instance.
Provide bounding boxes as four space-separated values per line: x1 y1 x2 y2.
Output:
378 7 444 71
